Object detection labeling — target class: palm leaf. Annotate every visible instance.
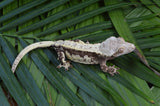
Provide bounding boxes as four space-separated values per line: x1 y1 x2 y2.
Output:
0 0 160 105
0 85 10 106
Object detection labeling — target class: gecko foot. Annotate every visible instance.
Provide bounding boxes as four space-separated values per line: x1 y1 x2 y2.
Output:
101 65 119 76
108 65 119 76
57 61 72 70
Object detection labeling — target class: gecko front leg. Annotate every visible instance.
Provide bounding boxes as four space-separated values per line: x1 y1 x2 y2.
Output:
55 47 71 70
99 58 119 76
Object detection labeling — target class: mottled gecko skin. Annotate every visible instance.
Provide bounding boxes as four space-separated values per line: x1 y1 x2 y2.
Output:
12 36 135 75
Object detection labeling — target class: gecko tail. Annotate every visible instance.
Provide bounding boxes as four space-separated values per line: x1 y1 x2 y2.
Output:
12 41 55 73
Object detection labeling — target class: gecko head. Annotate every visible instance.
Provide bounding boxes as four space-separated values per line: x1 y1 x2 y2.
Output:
99 36 135 57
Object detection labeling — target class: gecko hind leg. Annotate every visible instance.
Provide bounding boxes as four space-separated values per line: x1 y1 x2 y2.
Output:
56 49 71 70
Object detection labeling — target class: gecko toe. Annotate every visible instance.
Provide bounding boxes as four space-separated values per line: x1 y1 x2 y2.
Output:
57 64 62 69
108 66 119 76
56 61 71 70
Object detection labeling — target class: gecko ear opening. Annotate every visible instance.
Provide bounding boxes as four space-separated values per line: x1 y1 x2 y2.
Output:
99 36 118 56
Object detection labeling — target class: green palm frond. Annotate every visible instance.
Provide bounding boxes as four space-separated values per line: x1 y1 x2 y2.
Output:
0 0 160 105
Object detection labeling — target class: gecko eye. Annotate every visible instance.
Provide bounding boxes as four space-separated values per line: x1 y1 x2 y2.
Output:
118 47 124 53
